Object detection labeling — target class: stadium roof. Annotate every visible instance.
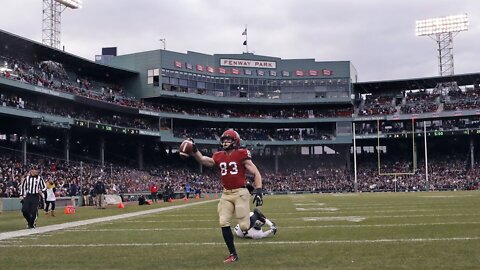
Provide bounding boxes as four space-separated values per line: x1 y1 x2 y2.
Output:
0 29 138 79
354 72 480 93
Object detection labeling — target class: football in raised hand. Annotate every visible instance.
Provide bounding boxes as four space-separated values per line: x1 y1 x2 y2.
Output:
179 139 194 158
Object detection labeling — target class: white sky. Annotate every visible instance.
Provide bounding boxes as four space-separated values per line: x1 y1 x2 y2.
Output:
2 0 480 82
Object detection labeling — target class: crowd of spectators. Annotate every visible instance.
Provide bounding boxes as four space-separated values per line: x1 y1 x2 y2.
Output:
358 95 397 116
1 53 480 199
355 116 480 136
356 160 479 192
400 102 438 114
358 89 480 116
0 91 158 131
0 153 223 200
1 151 478 201
1 89 335 142
173 127 333 141
4 53 480 121
0 54 353 120
444 88 480 111
143 102 353 119
400 91 440 114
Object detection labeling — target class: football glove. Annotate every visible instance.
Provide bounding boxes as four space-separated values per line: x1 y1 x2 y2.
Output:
246 182 255 194
253 188 263 206
187 137 198 153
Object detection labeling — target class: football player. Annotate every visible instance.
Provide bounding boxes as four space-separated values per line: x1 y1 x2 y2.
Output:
234 208 277 240
188 129 263 263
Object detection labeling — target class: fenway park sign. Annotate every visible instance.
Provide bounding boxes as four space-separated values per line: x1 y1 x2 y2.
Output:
220 58 276 69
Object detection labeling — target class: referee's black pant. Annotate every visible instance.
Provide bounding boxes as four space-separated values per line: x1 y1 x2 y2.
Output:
22 194 40 228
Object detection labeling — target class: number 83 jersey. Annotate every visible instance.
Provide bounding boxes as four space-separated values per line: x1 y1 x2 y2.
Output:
212 148 251 189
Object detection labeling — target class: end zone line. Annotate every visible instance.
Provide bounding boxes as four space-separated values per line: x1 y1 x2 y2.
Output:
0 200 218 241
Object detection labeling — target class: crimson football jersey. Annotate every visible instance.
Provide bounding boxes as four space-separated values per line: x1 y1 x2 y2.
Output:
212 148 251 189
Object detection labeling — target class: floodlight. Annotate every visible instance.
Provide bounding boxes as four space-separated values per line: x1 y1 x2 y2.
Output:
416 14 468 36
54 0 82 9
415 13 469 81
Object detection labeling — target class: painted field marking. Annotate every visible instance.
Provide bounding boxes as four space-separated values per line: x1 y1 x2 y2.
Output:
2 237 479 248
296 221 480 227
294 203 325 206
420 195 473 198
61 221 480 232
0 200 217 241
296 207 338 211
330 193 360 196
124 213 480 225
303 216 364 222
123 219 216 223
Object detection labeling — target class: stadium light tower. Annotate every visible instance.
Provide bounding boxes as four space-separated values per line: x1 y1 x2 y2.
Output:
42 0 82 49
416 14 468 92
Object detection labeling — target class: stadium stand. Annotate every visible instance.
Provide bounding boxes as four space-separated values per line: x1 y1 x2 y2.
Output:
0 28 479 202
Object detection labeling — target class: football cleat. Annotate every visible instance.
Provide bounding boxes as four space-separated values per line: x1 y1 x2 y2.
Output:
223 254 239 263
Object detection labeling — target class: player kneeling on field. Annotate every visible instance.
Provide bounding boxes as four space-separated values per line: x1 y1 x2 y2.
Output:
234 208 277 239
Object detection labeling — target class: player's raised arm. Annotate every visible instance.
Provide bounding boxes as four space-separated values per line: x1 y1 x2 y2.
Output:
179 138 216 167
191 150 215 167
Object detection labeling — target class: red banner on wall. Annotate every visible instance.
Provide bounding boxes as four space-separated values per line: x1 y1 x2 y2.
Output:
322 69 333 76
308 70 319 76
295 70 305 76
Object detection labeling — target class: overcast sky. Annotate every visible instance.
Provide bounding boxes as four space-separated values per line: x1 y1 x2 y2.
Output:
3 0 479 82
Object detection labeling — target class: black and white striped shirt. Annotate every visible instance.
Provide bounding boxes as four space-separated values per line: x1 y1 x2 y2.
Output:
20 175 46 196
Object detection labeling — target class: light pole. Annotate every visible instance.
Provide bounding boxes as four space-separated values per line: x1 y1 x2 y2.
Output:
416 14 469 94
42 0 82 49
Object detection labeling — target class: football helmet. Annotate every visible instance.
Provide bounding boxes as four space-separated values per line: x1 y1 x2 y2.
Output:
220 129 241 150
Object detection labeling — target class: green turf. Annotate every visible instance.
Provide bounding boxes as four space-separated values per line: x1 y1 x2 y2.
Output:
1 191 479 269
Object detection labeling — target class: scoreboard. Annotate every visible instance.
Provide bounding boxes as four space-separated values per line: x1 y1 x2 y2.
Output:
385 128 480 138
74 120 139 135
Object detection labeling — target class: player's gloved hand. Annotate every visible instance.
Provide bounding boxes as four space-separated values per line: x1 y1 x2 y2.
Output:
253 188 263 206
187 137 198 153
246 182 255 194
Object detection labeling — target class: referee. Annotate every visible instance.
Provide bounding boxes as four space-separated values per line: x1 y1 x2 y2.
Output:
20 165 46 229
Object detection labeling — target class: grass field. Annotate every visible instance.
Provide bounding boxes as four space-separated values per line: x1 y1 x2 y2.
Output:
1 191 479 269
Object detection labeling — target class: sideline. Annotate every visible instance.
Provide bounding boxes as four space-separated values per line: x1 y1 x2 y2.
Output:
0 200 217 241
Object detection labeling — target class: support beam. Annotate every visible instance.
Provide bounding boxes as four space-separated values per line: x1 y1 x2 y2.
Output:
138 144 144 170
99 136 105 167
64 132 70 164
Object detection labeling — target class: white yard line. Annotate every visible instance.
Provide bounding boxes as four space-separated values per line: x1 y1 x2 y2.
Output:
0 200 217 241
123 219 216 223
1 237 479 248
296 207 338 211
294 203 326 206
61 221 480 232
